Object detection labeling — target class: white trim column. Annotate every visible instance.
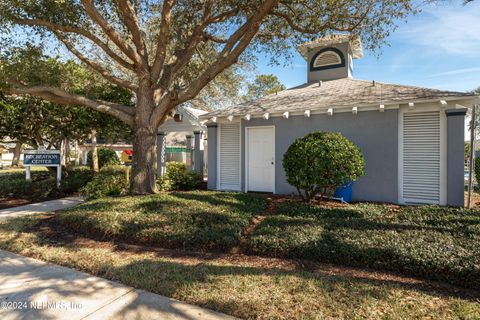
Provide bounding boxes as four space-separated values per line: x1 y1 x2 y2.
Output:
193 130 204 175
157 131 166 176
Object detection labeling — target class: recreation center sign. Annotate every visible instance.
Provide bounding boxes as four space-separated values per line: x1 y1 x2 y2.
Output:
24 150 62 186
24 150 61 166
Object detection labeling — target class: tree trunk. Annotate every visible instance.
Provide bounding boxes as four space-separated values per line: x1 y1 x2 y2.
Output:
130 81 158 194
91 129 99 173
11 142 22 167
74 141 80 166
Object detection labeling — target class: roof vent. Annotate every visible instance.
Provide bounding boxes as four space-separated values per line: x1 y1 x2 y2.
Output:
372 80 376 87
318 80 323 87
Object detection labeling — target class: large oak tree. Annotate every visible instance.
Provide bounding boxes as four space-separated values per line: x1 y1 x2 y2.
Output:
0 0 415 194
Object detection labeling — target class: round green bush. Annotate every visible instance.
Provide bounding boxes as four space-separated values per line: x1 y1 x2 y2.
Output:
87 148 120 169
282 131 365 201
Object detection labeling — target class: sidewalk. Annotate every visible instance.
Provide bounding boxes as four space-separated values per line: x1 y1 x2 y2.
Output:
0 250 235 320
0 197 84 220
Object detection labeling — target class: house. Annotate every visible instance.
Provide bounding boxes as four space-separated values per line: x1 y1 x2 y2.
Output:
156 105 208 175
200 35 480 206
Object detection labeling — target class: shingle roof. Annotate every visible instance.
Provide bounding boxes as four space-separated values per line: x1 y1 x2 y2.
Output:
202 78 476 118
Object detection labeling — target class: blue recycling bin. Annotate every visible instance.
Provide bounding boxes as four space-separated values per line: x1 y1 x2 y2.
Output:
333 182 354 203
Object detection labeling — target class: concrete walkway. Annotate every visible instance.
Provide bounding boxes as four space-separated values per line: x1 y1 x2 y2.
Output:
0 197 84 220
0 250 235 320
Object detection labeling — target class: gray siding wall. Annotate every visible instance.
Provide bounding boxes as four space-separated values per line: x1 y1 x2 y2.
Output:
446 109 467 207
307 42 351 82
206 124 218 190
241 109 399 203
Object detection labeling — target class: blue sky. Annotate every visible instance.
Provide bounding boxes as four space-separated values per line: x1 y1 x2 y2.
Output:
256 1 480 93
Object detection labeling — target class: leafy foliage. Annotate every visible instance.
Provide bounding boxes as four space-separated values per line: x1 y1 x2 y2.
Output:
0 166 92 199
246 200 480 289
55 191 266 251
157 161 203 191
87 148 120 169
283 132 365 201
247 74 286 99
0 0 417 193
80 165 129 199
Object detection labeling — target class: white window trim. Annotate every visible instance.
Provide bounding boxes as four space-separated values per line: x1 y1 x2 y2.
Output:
217 122 242 191
398 104 447 205
244 126 276 194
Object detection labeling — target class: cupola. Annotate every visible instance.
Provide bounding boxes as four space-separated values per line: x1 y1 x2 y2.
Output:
297 34 363 82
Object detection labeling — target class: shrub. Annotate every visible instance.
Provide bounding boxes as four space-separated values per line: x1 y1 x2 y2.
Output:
157 161 203 191
61 166 93 194
283 132 365 201
87 148 120 169
81 165 129 199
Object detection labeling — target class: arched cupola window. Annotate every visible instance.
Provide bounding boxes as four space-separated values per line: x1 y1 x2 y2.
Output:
310 47 345 71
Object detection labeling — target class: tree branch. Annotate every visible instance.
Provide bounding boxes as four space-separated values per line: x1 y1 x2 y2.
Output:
13 18 135 71
151 0 175 83
55 32 138 91
80 0 141 65
117 0 148 63
151 0 280 127
3 85 134 126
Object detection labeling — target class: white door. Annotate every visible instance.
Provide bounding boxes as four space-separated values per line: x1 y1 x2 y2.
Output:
246 127 275 192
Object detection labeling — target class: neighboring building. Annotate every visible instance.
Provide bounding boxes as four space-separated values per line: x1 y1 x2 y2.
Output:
201 35 480 206
156 105 208 175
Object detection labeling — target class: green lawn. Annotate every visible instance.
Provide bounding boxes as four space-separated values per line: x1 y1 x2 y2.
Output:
55 191 266 251
247 201 480 289
0 216 478 320
53 192 480 290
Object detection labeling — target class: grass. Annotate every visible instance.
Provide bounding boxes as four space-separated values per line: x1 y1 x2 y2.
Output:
0 215 478 320
247 201 480 289
55 191 266 251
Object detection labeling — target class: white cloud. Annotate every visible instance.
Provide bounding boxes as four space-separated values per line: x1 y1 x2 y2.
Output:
428 67 480 77
397 3 480 56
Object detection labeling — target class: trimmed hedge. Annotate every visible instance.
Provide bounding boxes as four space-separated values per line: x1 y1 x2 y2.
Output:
283 132 364 201
55 191 267 251
246 200 480 289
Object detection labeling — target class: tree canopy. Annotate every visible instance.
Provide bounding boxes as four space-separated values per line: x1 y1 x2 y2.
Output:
247 74 286 99
0 0 418 194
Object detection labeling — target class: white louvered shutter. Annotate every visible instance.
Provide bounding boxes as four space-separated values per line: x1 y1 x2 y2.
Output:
219 123 241 190
314 52 341 67
402 111 441 204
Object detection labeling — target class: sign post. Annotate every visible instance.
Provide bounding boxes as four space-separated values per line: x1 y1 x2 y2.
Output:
24 150 62 187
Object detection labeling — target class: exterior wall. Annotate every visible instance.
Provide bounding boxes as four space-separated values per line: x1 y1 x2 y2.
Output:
307 42 352 82
446 109 467 207
206 124 218 190
241 109 399 203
